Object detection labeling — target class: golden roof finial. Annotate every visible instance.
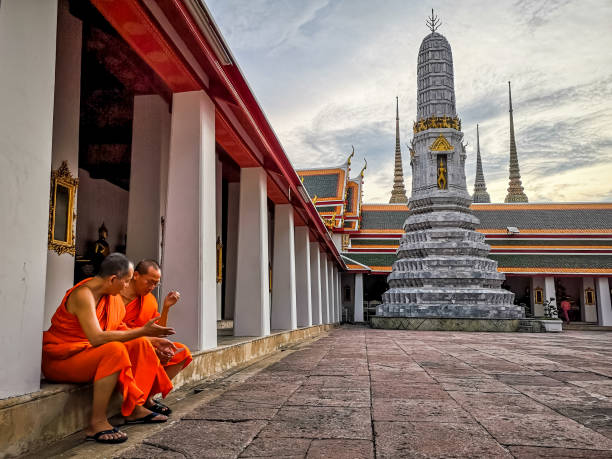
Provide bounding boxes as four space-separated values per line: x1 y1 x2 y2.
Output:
360 158 367 178
347 145 355 167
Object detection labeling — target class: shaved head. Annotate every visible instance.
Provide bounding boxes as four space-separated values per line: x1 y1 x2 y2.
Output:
98 253 133 279
135 259 161 275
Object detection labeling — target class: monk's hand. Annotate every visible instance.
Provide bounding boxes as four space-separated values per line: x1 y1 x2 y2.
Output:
163 291 180 309
142 317 175 338
150 337 177 364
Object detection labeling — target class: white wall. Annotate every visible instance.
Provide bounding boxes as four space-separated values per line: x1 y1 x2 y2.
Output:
0 0 59 398
581 277 598 323
43 0 82 328
126 95 170 266
76 169 129 257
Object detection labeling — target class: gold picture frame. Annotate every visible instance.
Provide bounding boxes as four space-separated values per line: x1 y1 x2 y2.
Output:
48 161 78 256
534 287 544 304
585 287 595 305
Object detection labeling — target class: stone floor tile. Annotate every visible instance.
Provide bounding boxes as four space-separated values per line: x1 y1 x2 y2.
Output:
372 398 472 423
301 375 370 389
509 446 612 458
239 437 311 457
477 413 612 449
438 377 519 393
569 380 612 397
183 399 279 421
516 386 612 410
540 371 610 382
448 391 555 417
374 421 511 458
286 386 370 408
556 406 612 439
369 370 436 383
117 444 186 458
371 381 450 400
258 406 371 440
493 374 569 386
306 439 374 459
144 419 266 458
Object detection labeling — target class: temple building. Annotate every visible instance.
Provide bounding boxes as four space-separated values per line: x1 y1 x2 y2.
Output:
1 1 344 454
297 19 612 329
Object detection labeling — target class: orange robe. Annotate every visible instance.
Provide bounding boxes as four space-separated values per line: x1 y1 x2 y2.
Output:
42 279 173 416
123 293 192 369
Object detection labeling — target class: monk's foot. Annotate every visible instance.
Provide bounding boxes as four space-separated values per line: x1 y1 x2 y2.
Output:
125 405 168 423
85 420 127 442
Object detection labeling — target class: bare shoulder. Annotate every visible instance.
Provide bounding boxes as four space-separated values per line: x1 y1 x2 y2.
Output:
66 285 95 314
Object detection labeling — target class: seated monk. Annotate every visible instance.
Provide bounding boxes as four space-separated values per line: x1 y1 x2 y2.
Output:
120 259 192 415
42 253 175 444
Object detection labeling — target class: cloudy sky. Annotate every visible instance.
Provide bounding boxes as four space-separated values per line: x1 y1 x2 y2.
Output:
206 0 612 203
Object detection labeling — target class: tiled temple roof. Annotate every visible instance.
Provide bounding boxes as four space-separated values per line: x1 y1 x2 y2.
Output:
301 173 340 199
472 204 612 230
360 205 409 230
490 254 612 270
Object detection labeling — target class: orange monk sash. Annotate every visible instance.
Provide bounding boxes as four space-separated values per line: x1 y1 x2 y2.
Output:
123 293 160 328
124 293 192 369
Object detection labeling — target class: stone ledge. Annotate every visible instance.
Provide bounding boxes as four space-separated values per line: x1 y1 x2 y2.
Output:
370 317 519 332
0 323 337 458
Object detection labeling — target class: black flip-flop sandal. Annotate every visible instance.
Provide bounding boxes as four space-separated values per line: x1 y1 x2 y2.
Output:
149 400 172 415
85 427 128 444
124 412 168 425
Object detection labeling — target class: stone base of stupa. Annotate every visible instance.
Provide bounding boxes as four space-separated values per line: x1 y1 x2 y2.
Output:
370 316 520 332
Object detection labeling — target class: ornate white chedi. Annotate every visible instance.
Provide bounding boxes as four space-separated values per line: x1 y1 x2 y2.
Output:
376 12 523 324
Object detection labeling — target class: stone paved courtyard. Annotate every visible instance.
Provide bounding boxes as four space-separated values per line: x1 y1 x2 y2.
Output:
59 327 612 458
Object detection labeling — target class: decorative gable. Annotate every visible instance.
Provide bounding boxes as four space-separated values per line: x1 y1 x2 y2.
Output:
430 134 453 151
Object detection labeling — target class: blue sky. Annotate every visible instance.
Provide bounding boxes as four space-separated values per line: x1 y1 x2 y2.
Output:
206 0 612 203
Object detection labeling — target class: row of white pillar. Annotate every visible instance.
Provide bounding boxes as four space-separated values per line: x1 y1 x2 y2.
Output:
156 93 341 351
234 169 342 337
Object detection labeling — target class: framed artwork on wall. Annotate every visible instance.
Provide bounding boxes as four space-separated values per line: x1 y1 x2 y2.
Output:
48 161 78 256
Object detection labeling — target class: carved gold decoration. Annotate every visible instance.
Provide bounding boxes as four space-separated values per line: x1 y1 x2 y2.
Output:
585 287 595 305
216 236 223 283
437 157 447 190
323 213 337 230
430 134 453 152
341 233 350 251
312 195 318 204
359 159 367 178
48 161 78 256
347 145 355 167
413 115 461 134
534 287 544 304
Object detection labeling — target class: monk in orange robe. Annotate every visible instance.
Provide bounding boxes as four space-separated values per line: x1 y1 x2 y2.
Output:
42 253 175 444
121 260 192 415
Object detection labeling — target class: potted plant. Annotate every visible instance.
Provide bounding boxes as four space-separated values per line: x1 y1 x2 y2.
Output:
541 297 562 332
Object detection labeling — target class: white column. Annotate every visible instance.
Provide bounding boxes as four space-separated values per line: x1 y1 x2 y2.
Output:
295 227 312 327
162 91 216 351
328 261 335 323
224 182 240 320
44 0 81 328
271 204 297 330
234 168 270 337
336 268 342 322
321 255 330 323
544 276 557 311
216 157 223 320
332 262 340 322
310 243 322 325
354 273 364 322
0 0 58 398
582 277 598 323
596 278 612 326
126 95 169 265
